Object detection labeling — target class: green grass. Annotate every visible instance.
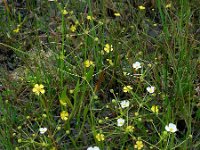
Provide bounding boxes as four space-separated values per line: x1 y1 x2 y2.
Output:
0 0 200 149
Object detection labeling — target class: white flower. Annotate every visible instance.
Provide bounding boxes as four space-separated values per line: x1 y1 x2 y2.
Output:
117 118 125 127
87 146 100 150
120 100 130 108
39 127 47 134
146 86 155 94
165 123 177 133
132 62 142 70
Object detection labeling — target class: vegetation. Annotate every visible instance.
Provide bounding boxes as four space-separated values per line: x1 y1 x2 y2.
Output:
0 0 200 149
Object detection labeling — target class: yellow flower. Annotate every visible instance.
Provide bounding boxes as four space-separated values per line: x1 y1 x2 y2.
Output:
134 140 144 150
59 99 67 106
96 133 105 141
60 111 69 121
84 60 95 68
125 125 134 133
70 25 76 32
106 59 114 66
135 112 139 116
153 23 157 27
104 44 113 53
32 84 45 95
114 13 121 17
87 15 94 20
62 10 68 15
94 37 99 42
138 5 145 10
151 105 159 114
13 28 20 33
165 3 172 8
75 20 79 25
123 85 133 93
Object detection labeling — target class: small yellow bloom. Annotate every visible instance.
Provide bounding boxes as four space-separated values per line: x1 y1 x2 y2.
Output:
104 44 113 53
94 37 99 42
114 13 121 17
59 99 67 106
13 28 20 33
106 59 114 66
87 15 94 20
60 111 69 121
151 105 159 114
32 84 45 95
138 5 145 10
75 20 79 25
165 3 172 8
135 112 139 116
70 25 76 32
69 11 74 15
123 85 133 93
69 89 74 94
153 23 157 27
96 133 105 141
62 10 68 15
84 60 95 68
134 140 144 150
125 125 134 133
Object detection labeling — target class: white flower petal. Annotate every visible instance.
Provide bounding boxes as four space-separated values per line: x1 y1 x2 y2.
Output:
165 125 170 132
39 127 47 134
87 146 100 150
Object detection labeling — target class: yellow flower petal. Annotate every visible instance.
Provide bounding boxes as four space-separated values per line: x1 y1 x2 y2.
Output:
138 5 145 10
